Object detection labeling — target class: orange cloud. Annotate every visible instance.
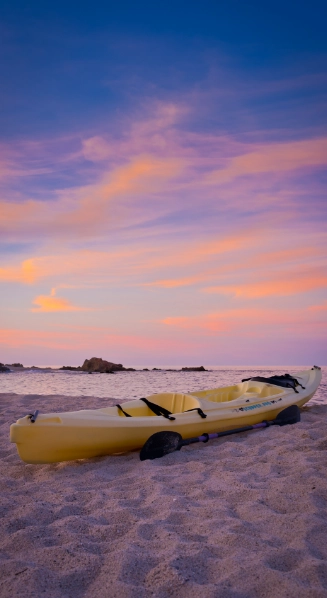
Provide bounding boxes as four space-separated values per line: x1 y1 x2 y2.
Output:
204 271 327 298
0 259 38 284
31 288 89 312
140 229 266 288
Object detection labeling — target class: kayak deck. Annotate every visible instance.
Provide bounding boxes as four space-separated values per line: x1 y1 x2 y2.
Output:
10 366 322 464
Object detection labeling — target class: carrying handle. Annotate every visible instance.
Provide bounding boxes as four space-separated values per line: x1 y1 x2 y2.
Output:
28 410 39 423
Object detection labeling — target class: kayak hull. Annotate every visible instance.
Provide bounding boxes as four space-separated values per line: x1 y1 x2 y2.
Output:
10 366 322 464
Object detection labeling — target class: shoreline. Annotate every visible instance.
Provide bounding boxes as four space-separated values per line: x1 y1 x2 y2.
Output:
1 365 210 374
1 392 327 597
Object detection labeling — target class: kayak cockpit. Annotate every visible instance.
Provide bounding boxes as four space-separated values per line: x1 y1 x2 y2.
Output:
99 383 287 419
191 381 287 403
99 392 202 417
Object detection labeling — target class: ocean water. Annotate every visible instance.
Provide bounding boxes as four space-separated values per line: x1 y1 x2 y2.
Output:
0 365 326 405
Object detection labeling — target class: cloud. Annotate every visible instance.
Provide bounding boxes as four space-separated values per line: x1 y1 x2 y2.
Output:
1 98 326 249
205 137 327 184
0 326 192 354
162 315 229 333
0 259 38 284
160 305 327 339
0 153 184 240
81 102 187 163
204 269 327 298
143 275 205 289
1 227 326 310
81 136 113 162
0 225 261 286
309 301 327 312
31 288 89 312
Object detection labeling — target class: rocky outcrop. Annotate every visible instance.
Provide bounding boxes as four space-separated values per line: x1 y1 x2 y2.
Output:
7 363 23 368
81 357 126 374
181 366 207 372
0 363 10 373
57 360 208 373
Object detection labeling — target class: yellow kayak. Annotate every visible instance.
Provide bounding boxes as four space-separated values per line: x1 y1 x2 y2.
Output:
10 366 321 464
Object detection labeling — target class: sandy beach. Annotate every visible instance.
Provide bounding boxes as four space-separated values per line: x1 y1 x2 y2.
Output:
1 392 327 597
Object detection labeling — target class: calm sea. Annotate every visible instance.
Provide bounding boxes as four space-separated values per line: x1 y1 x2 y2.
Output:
0 365 326 405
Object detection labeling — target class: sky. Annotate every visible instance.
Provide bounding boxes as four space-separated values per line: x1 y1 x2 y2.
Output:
0 0 326 366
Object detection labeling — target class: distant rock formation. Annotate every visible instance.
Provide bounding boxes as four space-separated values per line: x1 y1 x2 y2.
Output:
0 363 10 373
81 357 126 374
7 362 23 368
57 360 208 374
181 366 207 372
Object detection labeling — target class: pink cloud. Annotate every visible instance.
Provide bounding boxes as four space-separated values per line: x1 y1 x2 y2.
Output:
0 226 264 288
204 269 327 298
1 100 326 248
1 227 326 312
206 137 327 184
0 154 185 240
0 326 193 354
309 301 327 312
81 136 113 162
160 305 327 339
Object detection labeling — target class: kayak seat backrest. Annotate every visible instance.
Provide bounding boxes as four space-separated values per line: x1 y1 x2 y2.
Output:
116 393 202 417
146 392 201 414
192 386 240 403
254 384 285 398
246 387 261 394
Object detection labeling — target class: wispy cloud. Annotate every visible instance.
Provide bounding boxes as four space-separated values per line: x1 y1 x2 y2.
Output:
204 269 327 298
205 138 327 185
0 325 193 355
161 305 327 339
0 154 185 240
1 100 326 246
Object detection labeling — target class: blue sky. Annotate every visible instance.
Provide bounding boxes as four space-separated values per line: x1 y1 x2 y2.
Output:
1 0 326 138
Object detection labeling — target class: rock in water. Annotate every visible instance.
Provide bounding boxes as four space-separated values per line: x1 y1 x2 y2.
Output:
81 357 125 373
181 366 207 372
0 363 10 373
